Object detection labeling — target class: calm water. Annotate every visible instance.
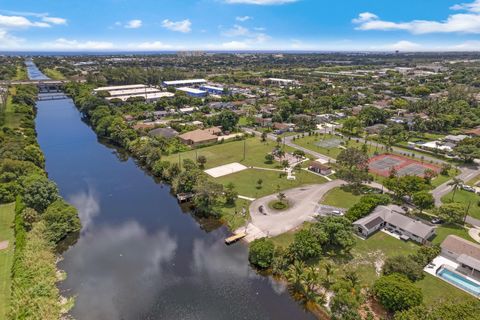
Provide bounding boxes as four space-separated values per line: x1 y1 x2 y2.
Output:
31 65 314 319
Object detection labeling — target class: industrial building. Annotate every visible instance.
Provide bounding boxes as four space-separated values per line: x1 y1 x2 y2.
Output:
266 78 299 86
105 92 174 102
94 84 148 92
200 85 225 95
163 79 207 87
177 87 207 98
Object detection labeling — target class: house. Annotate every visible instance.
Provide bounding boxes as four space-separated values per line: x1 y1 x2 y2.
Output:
365 123 387 134
273 122 295 134
444 134 467 145
254 117 273 127
178 129 219 146
307 161 332 175
204 126 222 136
441 235 480 277
148 127 178 139
353 205 435 244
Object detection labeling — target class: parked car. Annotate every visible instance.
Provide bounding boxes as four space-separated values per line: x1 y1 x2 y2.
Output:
331 210 344 216
461 184 476 193
431 218 444 224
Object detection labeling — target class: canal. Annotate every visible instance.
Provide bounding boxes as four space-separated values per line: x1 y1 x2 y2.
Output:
30 62 315 319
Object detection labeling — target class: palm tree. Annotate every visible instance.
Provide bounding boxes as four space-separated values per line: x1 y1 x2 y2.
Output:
286 261 305 291
321 262 334 289
448 178 464 201
343 269 359 289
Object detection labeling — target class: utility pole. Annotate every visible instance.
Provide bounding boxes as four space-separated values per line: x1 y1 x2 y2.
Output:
243 139 246 161
464 201 472 225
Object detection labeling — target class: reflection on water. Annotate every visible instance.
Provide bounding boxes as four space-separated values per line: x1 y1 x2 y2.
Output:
34 75 315 319
25 58 50 80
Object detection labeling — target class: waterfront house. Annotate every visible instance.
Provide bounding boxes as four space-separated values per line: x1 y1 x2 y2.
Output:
148 127 179 139
441 235 480 278
353 205 435 244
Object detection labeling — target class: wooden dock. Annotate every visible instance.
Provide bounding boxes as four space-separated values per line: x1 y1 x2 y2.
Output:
225 232 247 245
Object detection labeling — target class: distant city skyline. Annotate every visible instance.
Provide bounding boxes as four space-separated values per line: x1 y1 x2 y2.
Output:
2 0 480 51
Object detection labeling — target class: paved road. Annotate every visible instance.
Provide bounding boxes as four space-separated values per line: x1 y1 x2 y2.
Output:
431 164 480 207
237 180 344 241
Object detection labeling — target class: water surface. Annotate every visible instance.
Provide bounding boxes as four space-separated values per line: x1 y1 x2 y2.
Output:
31 64 314 319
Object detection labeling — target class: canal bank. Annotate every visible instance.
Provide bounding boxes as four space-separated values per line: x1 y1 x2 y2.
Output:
32 74 315 317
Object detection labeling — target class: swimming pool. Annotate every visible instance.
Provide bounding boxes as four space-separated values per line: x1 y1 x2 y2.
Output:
438 268 480 297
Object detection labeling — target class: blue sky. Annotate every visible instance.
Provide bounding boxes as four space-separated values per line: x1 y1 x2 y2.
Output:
1 0 480 51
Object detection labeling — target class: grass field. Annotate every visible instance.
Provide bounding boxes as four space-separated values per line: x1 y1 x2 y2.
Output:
215 168 327 198
430 169 458 188
416 273 477 304
320 187 362 209
43 68 66 80
0 203 16 319
430 224 473 244
13 66 27 81
164 138 294 170
441 189 480 220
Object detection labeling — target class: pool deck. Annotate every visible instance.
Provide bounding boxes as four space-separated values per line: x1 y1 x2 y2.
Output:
426 255 480 298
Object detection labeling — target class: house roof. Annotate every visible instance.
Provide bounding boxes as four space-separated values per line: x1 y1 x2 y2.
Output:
178 129 217 143
148 127 178 139
441 235 480 261
354 205 434 239
308 161 331 170
205 126 222 135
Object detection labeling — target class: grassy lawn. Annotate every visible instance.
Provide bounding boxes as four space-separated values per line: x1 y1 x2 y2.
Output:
164 138 294 170
466 173 480 187
349 232 419 286
430 224 473 244
215 168 327 198
13 66 27 80
320 187 362 209
292 134 344 158
219 198 251 230
43 68 65 80
416 273 477 304
441 189 480 220
0 203 16 319
431 168 458 188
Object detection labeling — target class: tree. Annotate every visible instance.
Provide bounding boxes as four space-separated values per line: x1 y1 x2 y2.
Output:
412 191 434 214
193 179 224 217
373 274 423 312
214 110 239 131
288 229 322 261
292 150 305 161
342 117 363 135
312 216 356 253
197 155 207 169
285 260 306 291
448 178 464 201
21 207 39 231
42 199 81 243
379 124 406 147
383 255 424 282
265 153 274 164
249 238 275 269
436 202 466 224
394 300 480 320
261 132 267 142
337 147 371 192
256 178 263 189
277 191 286 202
22 177 59 213
224 182 238 205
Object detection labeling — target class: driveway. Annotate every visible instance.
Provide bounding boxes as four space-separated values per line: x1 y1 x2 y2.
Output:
431 164 480 207
238 180 344 241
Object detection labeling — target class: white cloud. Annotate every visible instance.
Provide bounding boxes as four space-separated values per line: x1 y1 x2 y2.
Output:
42 16 67 25
222 24 249 36
388 40 422 51
0 29 24 49
225 0 298 5
221 40 250 49
125 19 142 29
352 12 378 24
161 19 191 33
353 2 480 34
0 14 50 28
236 16 252 22
132 41 173 50
48 38 115 50
450 40 480 50
451 0 480 12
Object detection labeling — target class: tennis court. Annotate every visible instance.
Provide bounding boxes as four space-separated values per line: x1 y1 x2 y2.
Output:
315 138 343 148
368 154 440 177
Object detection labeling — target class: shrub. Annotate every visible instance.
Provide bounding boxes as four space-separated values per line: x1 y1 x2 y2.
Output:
22 177 59 213
42 199 81 243
373 274 423 312
249 238 275 269
288 229 322 261
382 255 424 282
345 194 390 221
